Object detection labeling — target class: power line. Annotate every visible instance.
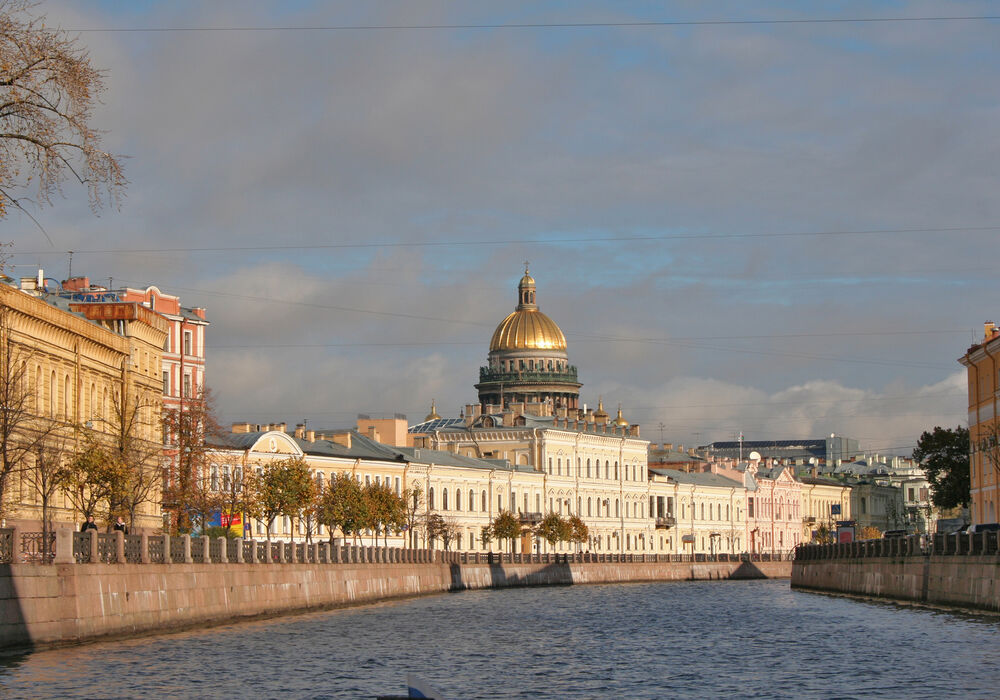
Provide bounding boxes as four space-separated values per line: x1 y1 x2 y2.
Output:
63 16 1000 33
13 225 1000 257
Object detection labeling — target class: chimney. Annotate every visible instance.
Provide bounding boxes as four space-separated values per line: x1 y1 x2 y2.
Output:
294 424 305 439
277 422 286 433
367 425 379 441
231 422 252 434
305 430 316 442
331 432 352 449
986 321 997 340
632 424 641 438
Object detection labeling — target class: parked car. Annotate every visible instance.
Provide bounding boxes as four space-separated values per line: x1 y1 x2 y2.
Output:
964 523 1000 534
882 530 908 539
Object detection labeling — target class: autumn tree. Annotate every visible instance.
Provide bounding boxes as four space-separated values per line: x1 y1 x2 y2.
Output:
364 480 406 546
567 515 589 551
253 457 315 546
211 454 254 538
535 512 571 549
913 426 970 510
162 389 223 533
102 387 162 531
61 436 127 526
0 0 125 220
489 510 522 554
315 472 367 545
424 512 460 551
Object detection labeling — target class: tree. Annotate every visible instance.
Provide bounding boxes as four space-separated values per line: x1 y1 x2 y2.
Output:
402 484 423 548
913 426 970 510
162 389 223 533
21 430 68 559
0 1 125 220
61 436 127 526
214 455 256 539
489 510 522 554
102 388 162 532
858 525 881 540
424 512 460 551
253 457 315 547
567 515 589 551
535 512 571 549
315 472 367 545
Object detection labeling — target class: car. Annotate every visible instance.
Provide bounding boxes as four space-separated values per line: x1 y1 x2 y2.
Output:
965 523 1000 534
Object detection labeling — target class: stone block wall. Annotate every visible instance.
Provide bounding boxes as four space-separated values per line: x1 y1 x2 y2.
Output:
0 559 790 651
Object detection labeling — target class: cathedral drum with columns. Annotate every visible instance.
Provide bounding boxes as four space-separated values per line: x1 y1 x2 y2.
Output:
475 268 582 410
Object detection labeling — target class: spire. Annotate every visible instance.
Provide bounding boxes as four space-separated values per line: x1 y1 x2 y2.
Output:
594 397 608 418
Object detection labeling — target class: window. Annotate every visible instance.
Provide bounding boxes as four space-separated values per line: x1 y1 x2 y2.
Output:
442 488 449 510
536 493 541 512
497 494 503 511
586 459 591 478
429 487 435 510
614 462 619 480
469 489 474 512
455 489 462 511
183 331 192 356
548 457 552 474
587 498 592 516
162 370 170 395
524 492 528 512
748 498 755 518
557 458 562 476
183 373 191 398
482 490 487 512
210 465 219 491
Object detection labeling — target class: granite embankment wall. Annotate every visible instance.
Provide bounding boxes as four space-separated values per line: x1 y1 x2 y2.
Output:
792 556 1000 613
0 559 789 650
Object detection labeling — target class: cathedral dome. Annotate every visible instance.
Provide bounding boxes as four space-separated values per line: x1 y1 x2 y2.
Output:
489 267 566 352
489 309 567 352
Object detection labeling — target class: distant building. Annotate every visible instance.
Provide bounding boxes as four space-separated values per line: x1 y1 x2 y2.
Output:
959 321 1000 524
700 436 862 467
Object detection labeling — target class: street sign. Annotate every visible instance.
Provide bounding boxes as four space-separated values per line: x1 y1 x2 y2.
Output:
831 504 842 515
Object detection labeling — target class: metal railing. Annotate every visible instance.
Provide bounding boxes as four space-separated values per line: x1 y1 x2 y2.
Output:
795 531 1000 561
478 366 579 384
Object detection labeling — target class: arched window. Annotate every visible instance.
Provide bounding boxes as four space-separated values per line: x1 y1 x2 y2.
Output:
586 459 591 478
482 490 487 512
614 462 619 480
89 383 96 419
469 489 475 512
442 488 449 511
429 487 435 510
577 458 582 477
577 497 581 514
497 494 503 511
587 497 592 516
35 366 42 412
49 371 56 417
548 457 552 474
605 460 610 479
455 489 462 512
615 499 620 517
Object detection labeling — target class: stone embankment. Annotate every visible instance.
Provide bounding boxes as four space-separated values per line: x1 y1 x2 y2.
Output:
0 528 789 651
792 532 1000 613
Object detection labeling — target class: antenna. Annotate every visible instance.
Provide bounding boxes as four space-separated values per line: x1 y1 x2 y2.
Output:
67 250 73 279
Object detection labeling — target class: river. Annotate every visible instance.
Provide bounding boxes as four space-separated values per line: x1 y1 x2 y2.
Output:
1 580 998 699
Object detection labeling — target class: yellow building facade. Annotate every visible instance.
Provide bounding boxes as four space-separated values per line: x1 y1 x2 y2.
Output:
959 322 1000 524
1 278 168 532
798 475 852 542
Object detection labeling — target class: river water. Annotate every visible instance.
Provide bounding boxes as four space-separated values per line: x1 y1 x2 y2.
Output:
1 580 998 699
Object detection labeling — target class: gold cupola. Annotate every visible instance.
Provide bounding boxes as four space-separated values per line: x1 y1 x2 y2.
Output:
424 399 441 422
614 403 629 427
488 265 567 352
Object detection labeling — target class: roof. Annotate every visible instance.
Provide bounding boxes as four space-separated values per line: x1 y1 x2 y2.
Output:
797 475 848 487
650 468 742 489
409 417 467 433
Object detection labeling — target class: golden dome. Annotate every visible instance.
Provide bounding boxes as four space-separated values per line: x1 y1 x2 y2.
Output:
424 400 441 422
490 309 567 351
614 404 629 427
489 267 567 352
594 397 609 418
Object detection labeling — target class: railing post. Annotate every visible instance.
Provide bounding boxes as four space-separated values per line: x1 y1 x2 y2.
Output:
233 537 243 563
140 533 151 564
181 534 193 564
162 533 171 565
114 530 126 563
218 537 229 564
88 529 99 563
200 536 210 563
54 528 75 565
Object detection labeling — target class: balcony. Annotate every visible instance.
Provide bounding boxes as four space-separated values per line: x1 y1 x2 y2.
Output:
519 512 544 525
478 366 579 385
655 516 676 529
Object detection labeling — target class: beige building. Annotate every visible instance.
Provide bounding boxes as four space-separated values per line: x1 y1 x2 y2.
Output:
649 469 745 555
798 475 852 542
1 275 168 532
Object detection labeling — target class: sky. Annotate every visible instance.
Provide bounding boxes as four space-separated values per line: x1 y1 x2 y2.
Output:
4 1 998 455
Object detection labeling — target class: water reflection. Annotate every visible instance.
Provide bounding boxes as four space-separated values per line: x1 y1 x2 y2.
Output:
1 580 998 699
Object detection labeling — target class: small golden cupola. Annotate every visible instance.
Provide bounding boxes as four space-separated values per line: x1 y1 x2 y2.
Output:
594 397 609 419
424 399 441 422
614 403 629 427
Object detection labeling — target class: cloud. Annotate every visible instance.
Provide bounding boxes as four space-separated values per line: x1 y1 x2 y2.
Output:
6 1 992 449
